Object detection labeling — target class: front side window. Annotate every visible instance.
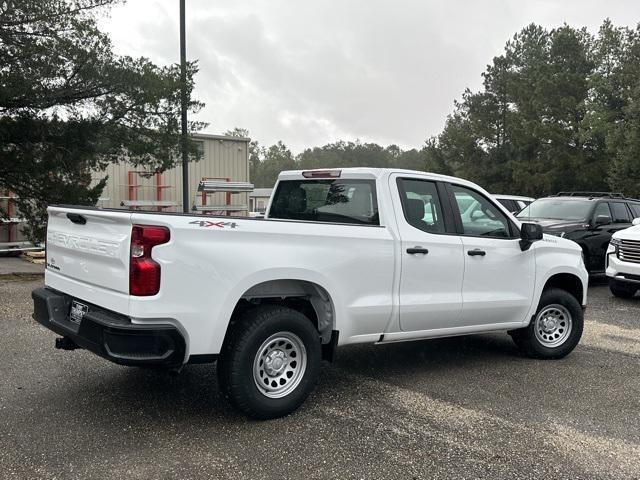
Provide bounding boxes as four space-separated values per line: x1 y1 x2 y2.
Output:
452 185 512 238
397 178 445 233
269 179 379 225
592 202 611 221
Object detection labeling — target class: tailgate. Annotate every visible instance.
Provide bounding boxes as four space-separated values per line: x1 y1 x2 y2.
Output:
46 207 132 293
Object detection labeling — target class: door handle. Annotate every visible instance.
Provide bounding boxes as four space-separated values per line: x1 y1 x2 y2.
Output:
406 247 429 255
467 249 486 256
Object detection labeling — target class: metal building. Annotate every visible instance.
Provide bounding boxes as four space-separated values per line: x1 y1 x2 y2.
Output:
249 188 273 214
93 133 251 214
0 192 32 252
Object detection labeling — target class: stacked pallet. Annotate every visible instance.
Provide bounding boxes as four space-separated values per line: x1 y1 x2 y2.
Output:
21 251 45 264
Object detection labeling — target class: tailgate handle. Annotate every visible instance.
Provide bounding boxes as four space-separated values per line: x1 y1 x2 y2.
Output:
66 213 87 225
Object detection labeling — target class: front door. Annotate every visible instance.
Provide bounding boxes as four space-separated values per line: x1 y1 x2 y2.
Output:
447 184 536 327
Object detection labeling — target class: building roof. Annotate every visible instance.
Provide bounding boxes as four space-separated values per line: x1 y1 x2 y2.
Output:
192 132 251 142
249 188 273 198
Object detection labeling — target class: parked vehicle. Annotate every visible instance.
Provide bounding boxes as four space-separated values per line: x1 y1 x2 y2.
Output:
493 194 535 214
32 168 587 419
606 218 640 298
517 192 640 273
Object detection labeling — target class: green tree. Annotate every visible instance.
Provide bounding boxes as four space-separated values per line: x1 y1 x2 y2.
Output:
430 23 619 197
224 128 261 185
253 141 296 187
0 0 205 240
589 21 640 196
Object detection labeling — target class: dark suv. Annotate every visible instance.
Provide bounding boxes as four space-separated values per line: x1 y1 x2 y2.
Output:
517 192 640 273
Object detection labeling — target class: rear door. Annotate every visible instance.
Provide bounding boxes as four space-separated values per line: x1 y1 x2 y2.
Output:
46 207 133 293
390 174 465 331
447 184 536 327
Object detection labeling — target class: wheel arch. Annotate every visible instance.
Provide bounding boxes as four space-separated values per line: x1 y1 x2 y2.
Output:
235 279 336 342
542 272 584 306
209 269 343 358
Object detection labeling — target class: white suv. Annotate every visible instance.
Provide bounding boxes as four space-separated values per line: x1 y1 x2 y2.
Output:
606 218 640 297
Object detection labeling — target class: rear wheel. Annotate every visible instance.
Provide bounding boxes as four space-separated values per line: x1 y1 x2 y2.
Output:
510 288 583 359
217 305 322 420
608 279 637 299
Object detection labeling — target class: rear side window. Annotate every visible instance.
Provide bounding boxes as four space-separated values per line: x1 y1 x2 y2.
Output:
397 178 445 234
609 202 631 223
269 179 379 225
593 202 611 220
629 203 640 219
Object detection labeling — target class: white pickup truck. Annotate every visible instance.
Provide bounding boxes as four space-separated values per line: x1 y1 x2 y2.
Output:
33 168 588 419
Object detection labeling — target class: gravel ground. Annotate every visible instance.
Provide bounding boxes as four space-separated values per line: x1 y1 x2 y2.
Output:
0 277 638 480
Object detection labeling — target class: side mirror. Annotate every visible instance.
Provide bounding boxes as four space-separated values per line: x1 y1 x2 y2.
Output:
633 218 640 226
594 215 611 227
520 222 543 251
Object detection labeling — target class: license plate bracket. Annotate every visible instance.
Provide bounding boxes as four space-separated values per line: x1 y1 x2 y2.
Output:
69 300 89 324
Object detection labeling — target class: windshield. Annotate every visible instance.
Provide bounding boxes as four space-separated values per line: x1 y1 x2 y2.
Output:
516 198 592 221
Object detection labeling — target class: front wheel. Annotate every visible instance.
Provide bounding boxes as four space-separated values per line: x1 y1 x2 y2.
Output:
217 305 322 420
510 288 583 359
608 279 637 299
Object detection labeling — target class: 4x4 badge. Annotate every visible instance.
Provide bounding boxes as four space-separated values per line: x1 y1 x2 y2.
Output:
189 220 238 229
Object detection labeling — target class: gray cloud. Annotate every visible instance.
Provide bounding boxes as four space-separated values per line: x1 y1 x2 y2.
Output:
101 0 640 152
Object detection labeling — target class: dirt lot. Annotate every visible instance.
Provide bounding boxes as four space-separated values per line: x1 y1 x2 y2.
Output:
0 277 638 479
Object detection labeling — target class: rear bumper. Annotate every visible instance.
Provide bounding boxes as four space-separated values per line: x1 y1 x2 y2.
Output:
32 287 186 367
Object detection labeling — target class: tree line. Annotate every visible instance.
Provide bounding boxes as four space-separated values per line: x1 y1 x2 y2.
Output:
0 0 203 240
224 129 430 189
242 20 640 198
3 4 640 241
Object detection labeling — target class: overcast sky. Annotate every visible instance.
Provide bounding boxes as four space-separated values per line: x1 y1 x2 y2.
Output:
101 1 640 152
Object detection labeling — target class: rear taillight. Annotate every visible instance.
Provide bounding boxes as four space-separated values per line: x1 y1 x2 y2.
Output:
129 225 170 296
44 218 49 267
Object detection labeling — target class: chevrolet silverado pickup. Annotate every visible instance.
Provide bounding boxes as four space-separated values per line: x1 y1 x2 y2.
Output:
32 168 588 419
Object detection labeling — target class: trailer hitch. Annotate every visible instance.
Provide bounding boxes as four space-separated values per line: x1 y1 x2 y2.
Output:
55 337 78 350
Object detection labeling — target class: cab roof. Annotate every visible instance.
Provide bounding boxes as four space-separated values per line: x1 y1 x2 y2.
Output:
277 167 482 189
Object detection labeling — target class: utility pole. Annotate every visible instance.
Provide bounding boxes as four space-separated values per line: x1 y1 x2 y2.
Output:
179 0 189 213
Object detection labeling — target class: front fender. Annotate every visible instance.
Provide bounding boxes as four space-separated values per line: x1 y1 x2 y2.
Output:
523 239 588 325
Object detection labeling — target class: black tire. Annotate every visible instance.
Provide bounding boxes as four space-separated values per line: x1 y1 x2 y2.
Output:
217 305 322 420
510 288 583 359
608 279 637 299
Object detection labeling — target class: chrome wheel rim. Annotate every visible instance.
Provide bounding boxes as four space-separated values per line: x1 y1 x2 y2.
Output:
534 304 572 348
253 332 307 399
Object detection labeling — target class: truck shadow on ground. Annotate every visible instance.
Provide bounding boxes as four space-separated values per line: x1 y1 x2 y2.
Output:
26 332 525 427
